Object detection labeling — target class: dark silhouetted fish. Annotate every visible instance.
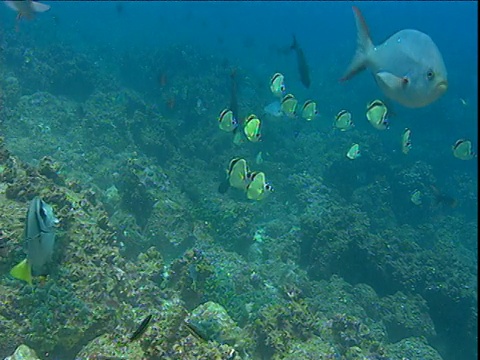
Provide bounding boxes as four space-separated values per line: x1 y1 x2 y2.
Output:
115 3 124 15
291 35 311 88
430 185 457 208
129 314 152 342
229 68 239 121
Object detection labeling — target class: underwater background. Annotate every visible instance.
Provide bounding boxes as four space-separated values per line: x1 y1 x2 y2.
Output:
0 1 477 360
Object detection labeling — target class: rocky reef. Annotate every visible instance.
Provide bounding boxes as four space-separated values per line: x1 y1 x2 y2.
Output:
0 27 476 360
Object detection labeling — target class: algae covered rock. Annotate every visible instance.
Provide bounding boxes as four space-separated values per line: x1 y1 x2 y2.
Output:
187 301 250 351
385 336 443 360
278 337 337 360
4 345 39 360
75 333 144 360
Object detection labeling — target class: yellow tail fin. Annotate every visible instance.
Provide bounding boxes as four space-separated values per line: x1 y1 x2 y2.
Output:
10 259 32 285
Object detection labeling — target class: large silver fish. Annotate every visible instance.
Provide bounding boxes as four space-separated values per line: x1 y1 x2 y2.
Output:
10 197 58 285
341 6 448 108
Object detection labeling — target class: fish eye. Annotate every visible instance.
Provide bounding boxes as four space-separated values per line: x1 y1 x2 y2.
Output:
280 84 286 92
426 70 435 80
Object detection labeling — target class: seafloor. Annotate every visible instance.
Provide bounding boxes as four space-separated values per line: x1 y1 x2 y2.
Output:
0 25 477 360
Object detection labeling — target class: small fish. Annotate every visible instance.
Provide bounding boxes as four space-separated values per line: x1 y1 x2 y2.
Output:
401 128 412 154
459 98 468 106
341 6 448 108
184 320 208 342
218 109 238 132
246 172 273 201
430 185 457 208
263 100 284 118
244 114 262 142
301 100 318 121
281 94 298 118
229 68 245 143
346 143 361 160
129 314 152 342
452 139 476 160
0 235 8 257
218 158 250 193
270 73 286 98
410 189 422 205
334 110 354 131
10 197 59 285
5 0 50 20
366 99 389 130
229 68 239 119
232 131 245 145
255 151 264 165
228 158 250 190
291 35 311 88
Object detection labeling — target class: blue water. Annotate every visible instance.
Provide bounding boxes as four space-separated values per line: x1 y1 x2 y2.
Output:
0 1 477 360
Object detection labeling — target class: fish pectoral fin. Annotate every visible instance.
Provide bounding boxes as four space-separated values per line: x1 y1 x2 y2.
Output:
10 259 32 285
375 71 405 91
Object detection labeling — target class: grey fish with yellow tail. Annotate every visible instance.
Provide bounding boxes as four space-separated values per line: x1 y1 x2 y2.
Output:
334 110 354 131
346 143 361 160
301 100 318 121
401 128 412 154
217 109 238 132
341 6 447 108
281 94 298 118
246 172 273 201
366 99 389 130
10 197 59 285
270 73 286 98
291 35 311 88
452 139 476 160
244 114 262 142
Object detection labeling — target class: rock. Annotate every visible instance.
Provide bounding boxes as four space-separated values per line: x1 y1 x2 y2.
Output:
75 333 144 360
4 345 40 360
187 301 250 351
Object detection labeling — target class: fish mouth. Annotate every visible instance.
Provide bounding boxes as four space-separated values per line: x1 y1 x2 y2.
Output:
437 80 448 92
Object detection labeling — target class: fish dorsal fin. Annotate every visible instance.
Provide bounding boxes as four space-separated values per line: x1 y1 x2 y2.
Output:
31 1 51 13
341 6 374 81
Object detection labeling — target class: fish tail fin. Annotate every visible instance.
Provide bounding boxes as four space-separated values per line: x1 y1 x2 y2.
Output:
340 6 374 82
10 259 32 285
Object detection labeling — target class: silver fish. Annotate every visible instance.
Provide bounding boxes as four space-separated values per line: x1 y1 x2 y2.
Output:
263 101 284 118
341 6 448 108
